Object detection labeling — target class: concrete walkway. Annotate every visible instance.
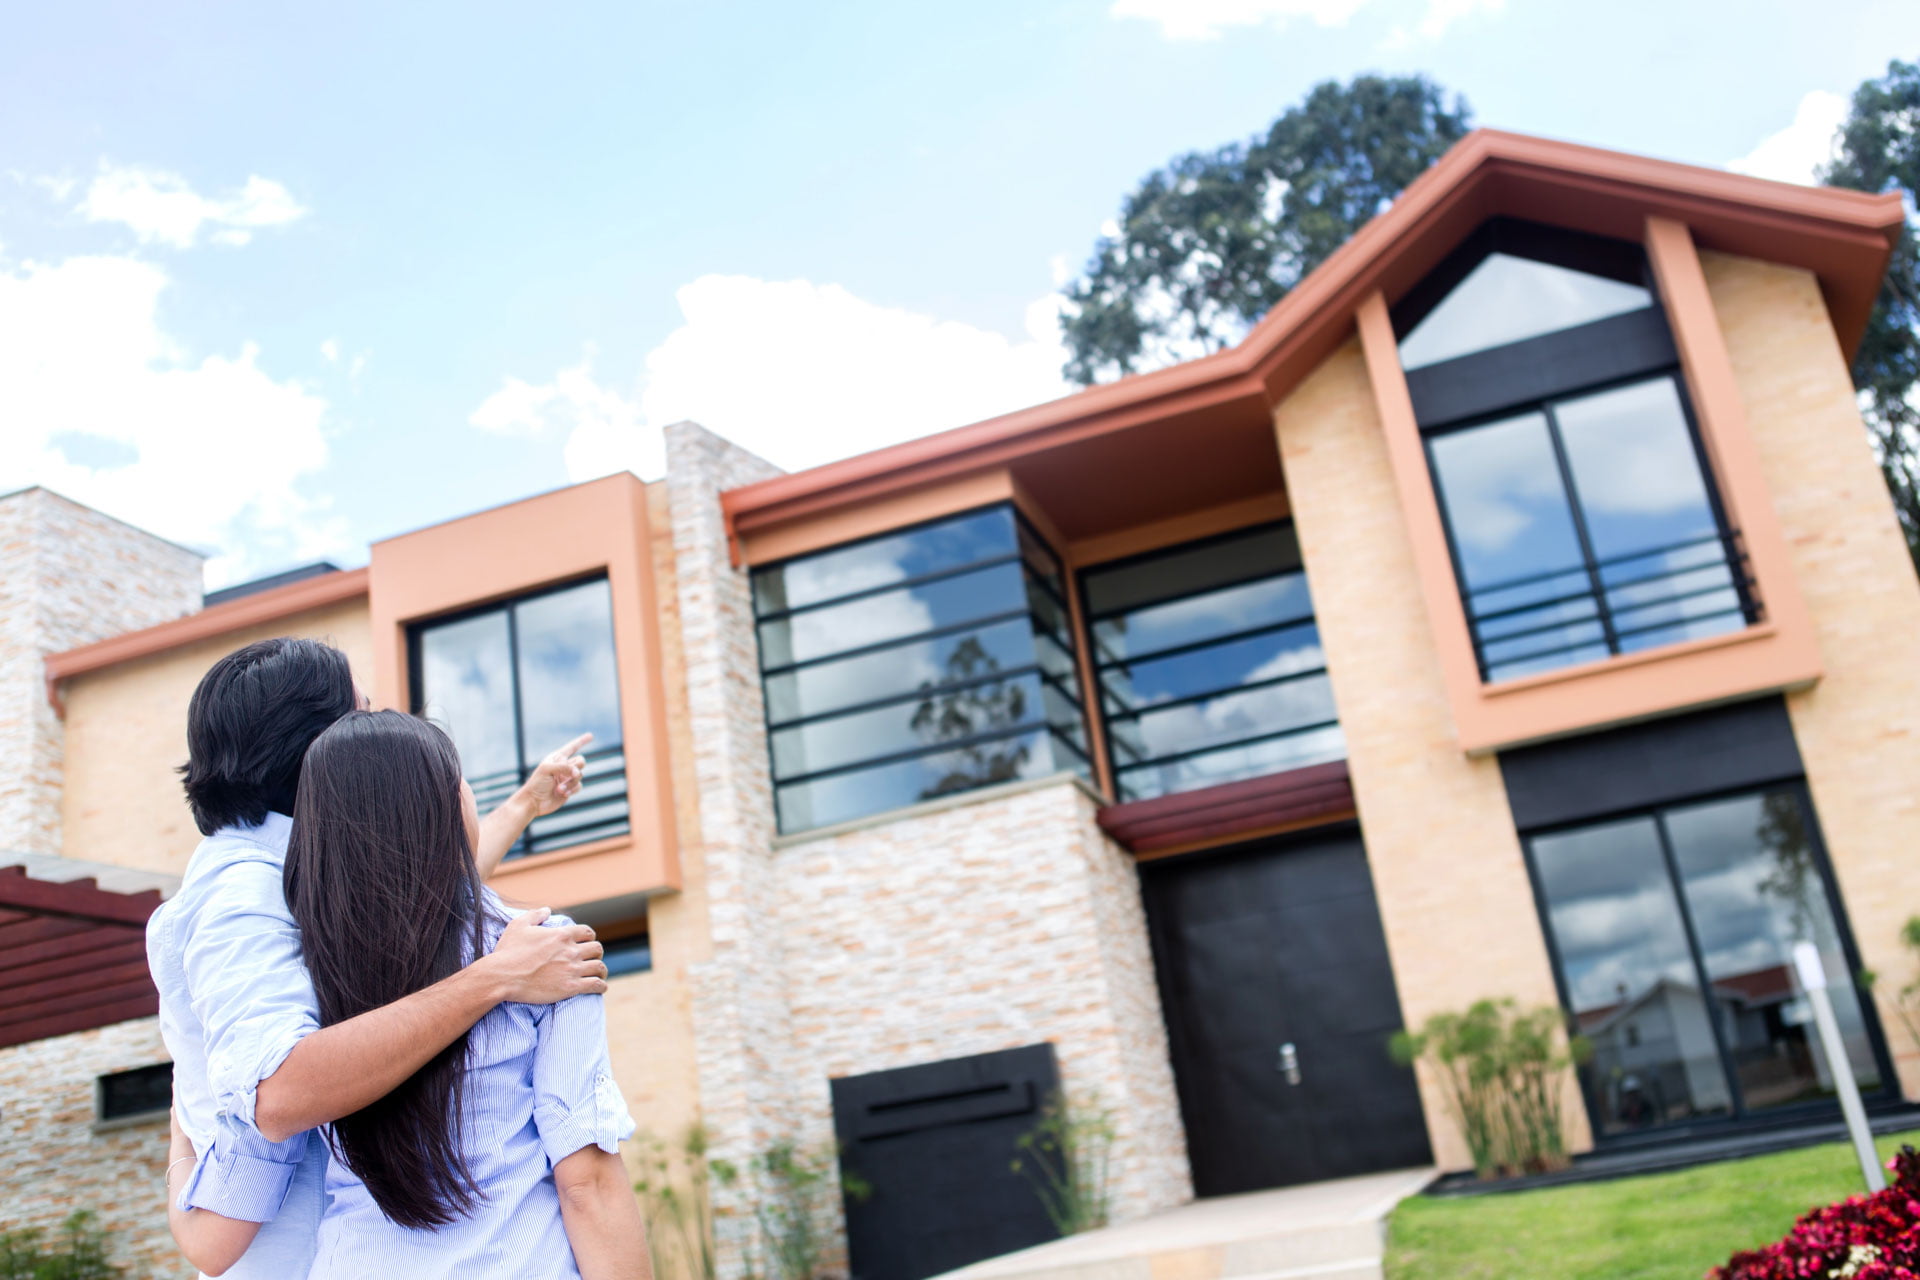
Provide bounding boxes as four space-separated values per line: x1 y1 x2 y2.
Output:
931 1168 1436 1280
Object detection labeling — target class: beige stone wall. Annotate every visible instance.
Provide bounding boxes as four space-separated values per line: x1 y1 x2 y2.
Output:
0 488 202 857
57 597 372 877
776 780 1192 1227
1705 251 1920 1099
1272 339 1590 1171
0 1017 191 1278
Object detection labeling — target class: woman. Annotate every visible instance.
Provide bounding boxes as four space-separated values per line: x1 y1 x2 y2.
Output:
168 710 649 1279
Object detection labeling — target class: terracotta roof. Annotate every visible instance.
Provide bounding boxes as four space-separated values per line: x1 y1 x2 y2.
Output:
721 128 1906 554
0 859 176 1050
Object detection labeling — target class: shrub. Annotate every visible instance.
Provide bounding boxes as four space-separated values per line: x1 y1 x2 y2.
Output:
634 1125 719 1280
0 1211 126 1280
711 1139 867 1280
1390 998 1592 1180
1709 1145 1920 1278
1011 1091 1120 1236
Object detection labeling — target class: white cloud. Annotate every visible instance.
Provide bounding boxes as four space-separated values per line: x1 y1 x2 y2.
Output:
470 275 1075 483
77 166 306 248
0 252 339 586
1110 0 1368 39
1729 90 1848 186
1386 0 1503 44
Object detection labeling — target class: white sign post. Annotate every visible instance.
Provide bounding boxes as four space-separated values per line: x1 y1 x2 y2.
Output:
1792 940 1886 1194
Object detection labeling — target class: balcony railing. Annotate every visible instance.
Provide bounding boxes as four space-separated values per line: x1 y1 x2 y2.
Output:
469 743 631 862
1464 530 1761 682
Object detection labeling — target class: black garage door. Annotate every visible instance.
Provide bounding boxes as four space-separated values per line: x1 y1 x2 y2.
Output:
1142 824 1431 1195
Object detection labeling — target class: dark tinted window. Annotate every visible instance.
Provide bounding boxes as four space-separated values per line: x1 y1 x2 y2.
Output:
98 1063 173 1121
1082 523 1343 803
751 505 1089 834
413 577 629 858
1428 374 1749 682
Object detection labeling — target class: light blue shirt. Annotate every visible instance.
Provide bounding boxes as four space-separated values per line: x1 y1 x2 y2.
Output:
146 813 325 1280
308 915 633 1279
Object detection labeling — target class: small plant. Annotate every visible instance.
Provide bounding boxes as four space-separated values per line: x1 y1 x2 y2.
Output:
0 1211 126 1280
711 1138 867 1280
1011 1091 1120 1237
1709 1144 1920 1278
1390 998 1591 1180
634 1125 719 1280
1867 915 1920 1055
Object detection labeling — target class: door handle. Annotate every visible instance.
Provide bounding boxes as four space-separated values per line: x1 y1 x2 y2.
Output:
1278 1042 1302 1086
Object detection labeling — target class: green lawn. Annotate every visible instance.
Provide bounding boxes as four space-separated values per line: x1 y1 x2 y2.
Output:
1383 1129 1920 1280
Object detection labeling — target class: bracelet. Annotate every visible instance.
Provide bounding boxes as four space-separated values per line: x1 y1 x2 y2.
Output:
166 1156 195 1187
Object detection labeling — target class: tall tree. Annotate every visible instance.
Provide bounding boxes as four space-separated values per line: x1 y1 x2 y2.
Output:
1060 75 1472 386
1822 59 1920 571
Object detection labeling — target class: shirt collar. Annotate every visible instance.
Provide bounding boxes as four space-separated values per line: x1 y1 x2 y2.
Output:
223 811 294 854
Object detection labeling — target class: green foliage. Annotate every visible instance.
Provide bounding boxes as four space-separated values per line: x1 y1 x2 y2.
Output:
1061 74 1471 385
1868 913 1920 1056
634 1125 720 1280
1390 998 1592 1180
711 1139 867 1280
1011 1091 1119 1237
0 1212 125 1280
1822 59 1920 573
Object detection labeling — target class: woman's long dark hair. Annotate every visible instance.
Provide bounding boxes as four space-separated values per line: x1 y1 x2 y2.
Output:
283 710 490 1229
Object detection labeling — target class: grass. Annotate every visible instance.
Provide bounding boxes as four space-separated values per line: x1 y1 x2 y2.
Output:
1383 1128 1920 1280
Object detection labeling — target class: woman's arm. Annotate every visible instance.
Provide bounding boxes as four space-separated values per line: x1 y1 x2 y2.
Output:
554 1146 653 1280
166 1111 264 1278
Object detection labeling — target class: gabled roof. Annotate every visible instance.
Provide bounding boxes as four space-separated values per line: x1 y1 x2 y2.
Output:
722 129 1906 554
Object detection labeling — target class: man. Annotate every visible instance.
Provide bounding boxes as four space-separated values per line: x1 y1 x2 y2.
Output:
149 636 609 1277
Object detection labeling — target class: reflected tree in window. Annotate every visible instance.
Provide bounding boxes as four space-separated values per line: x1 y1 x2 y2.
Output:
910 636 1033 799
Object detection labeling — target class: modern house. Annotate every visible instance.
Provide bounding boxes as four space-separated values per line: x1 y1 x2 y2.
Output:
2 129 1916 1279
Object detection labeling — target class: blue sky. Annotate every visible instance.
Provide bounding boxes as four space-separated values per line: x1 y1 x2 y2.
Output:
2 0 1913 586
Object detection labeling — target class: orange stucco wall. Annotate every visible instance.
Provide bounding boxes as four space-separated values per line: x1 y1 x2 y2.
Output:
367 473 680 907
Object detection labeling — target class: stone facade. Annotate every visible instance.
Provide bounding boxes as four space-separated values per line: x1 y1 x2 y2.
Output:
1272 339 1591 1171
0 488 201 856
1705 251 1920 1097
0 1017 190 1278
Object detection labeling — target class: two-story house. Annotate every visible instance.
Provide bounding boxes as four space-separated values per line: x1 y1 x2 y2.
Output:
3 130 1915 1279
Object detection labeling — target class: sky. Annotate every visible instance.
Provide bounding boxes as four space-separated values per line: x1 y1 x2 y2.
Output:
1 0 1914 587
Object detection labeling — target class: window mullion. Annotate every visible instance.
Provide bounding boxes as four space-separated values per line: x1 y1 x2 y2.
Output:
504 602 530 855
1541 402 1622 655
1650 808 1747 1120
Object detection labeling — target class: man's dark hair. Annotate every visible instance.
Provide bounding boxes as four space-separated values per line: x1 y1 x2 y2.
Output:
180 637 357 835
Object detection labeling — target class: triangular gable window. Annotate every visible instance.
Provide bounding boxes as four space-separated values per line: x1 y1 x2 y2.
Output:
1394 219 1655 371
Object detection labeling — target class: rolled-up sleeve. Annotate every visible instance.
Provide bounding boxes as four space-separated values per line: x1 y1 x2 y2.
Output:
177 1113 308 1223
182 861 320 1130
531 992 634 1167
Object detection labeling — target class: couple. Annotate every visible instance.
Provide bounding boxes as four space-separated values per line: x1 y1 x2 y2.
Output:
149 637 651 1279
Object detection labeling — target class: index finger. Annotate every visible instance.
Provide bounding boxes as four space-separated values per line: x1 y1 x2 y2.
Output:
550 732 594 760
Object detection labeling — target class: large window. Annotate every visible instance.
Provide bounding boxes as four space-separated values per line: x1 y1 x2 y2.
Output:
1081 523 1343 803
1396 220 1758 684
1526 785 1884 1140
412 576 629 859
751 505 1090 833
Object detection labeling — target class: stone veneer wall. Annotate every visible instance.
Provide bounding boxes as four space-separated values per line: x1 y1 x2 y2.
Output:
0 1017 190 1278
0 488 202 856
776 780 1192 1227
1271 339 1590 1171
662 422 1188 1276
1705 251 1920 1099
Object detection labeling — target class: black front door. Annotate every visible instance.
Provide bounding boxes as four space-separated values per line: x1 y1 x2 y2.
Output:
1142 824 1431 1195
